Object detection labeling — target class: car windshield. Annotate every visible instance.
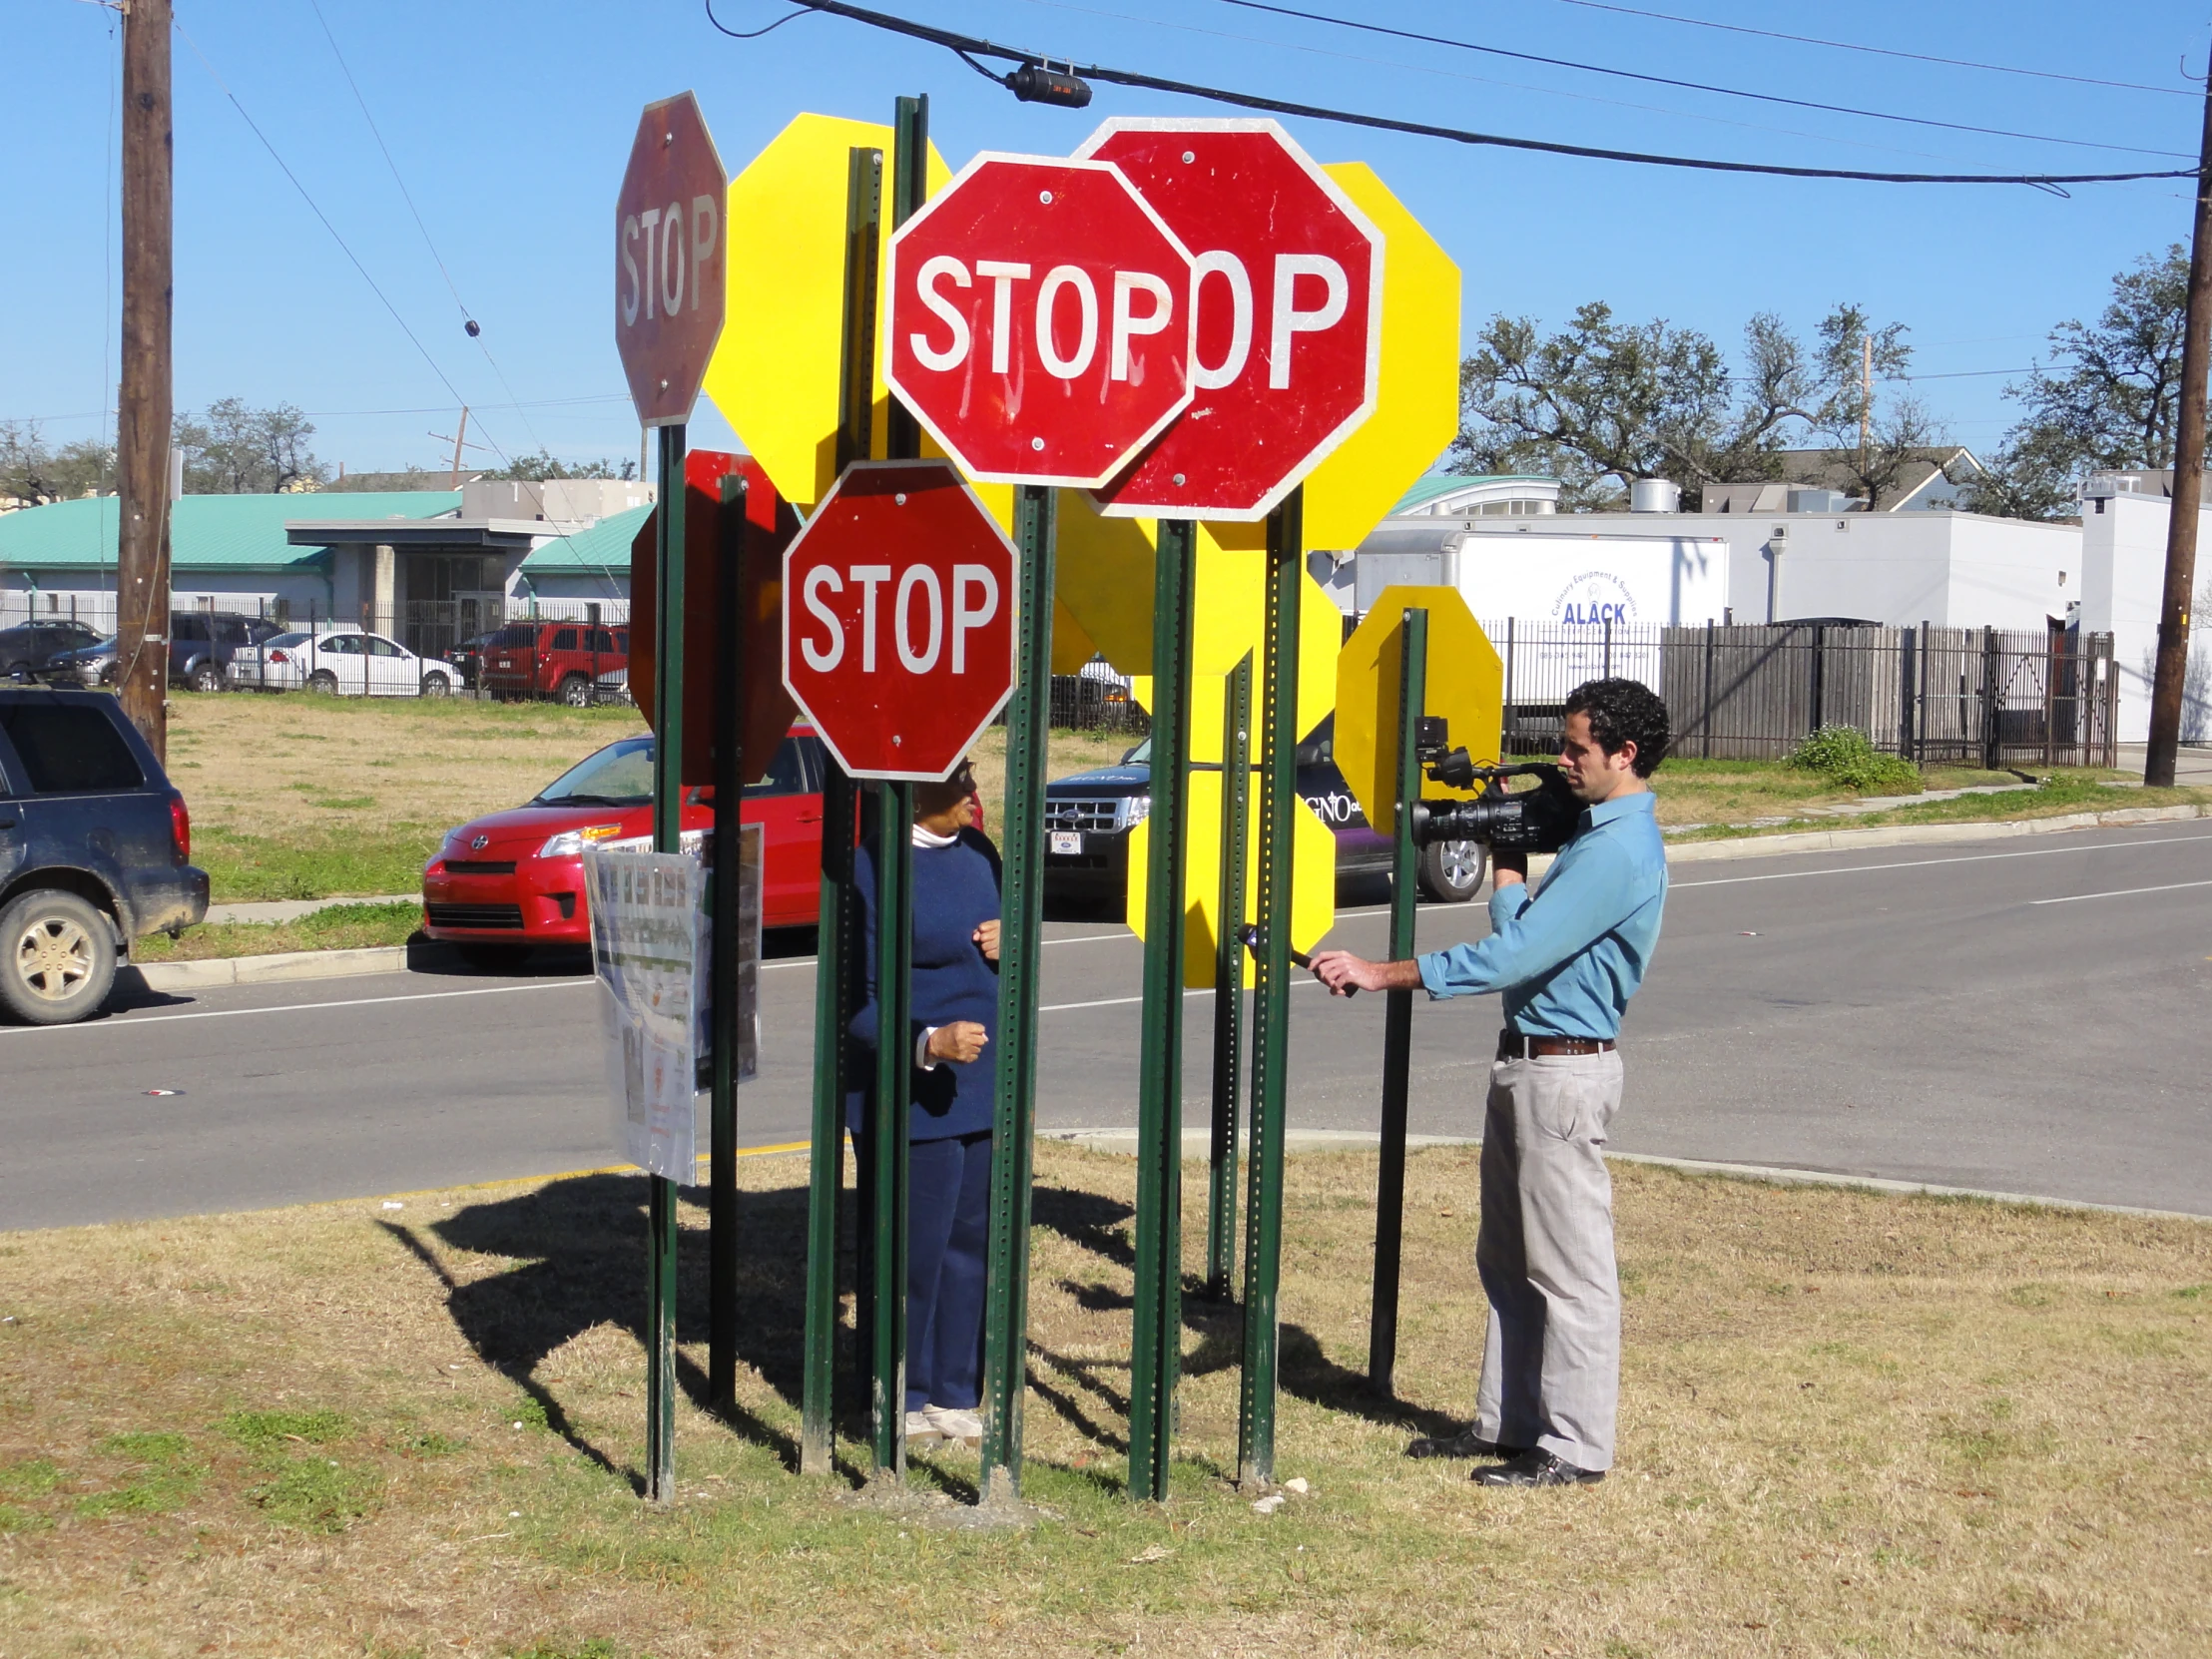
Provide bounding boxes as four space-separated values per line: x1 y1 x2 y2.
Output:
264 632 310 648
1122 738 1151 765
535 736 655 806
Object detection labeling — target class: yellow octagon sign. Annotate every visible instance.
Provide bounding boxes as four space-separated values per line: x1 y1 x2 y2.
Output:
1335 584 1502 838
701 113 950 508
1301 164 1461 555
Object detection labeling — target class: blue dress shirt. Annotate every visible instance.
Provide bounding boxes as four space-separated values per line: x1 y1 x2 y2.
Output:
1415 790 1667 1039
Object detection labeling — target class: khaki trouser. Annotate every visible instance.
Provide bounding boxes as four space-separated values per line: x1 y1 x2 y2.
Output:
1473 1048 1624 1472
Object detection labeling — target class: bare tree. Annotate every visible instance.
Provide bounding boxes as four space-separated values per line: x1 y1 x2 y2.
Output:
172 398 329 494
0 422 118 506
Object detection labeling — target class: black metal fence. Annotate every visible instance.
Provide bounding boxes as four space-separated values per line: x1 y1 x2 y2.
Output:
1481 618 2118 770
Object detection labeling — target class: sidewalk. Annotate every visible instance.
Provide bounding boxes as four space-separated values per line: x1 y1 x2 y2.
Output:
2116 742 2212 785
202 893 417 924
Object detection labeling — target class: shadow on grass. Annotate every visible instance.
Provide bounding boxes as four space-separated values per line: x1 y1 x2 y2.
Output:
379 1160 1457 1497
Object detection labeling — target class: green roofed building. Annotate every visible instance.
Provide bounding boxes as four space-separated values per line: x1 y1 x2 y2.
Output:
0 478 648 661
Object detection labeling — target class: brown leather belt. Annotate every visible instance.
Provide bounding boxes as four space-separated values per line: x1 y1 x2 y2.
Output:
1497 1029 1616 1060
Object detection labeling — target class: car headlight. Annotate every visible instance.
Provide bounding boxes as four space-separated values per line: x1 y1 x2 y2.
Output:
1122 795 1151 827
538 824 624 858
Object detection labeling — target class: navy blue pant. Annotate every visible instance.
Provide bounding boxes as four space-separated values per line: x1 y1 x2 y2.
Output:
904 1131 993 1413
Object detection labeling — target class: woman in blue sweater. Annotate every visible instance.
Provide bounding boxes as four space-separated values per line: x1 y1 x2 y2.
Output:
848 759 1001 1449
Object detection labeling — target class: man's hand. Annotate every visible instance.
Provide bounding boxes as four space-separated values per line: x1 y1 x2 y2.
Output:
1491 849 1528 889
972 919 1001 962
1307 950 1423 996
926 1021 989 1063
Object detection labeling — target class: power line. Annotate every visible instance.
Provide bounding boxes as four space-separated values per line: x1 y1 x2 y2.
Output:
1535 0 2200 99
740 0 2202 189
171 17 518 469
1212 0 2193 160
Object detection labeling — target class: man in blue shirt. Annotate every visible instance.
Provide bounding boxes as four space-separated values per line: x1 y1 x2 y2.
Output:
1311 679 1670 1488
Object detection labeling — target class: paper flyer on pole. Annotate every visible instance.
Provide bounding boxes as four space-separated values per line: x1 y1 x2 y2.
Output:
583 846 707 1182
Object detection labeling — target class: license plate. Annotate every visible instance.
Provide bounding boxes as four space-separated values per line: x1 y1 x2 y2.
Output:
1051 830 1081 854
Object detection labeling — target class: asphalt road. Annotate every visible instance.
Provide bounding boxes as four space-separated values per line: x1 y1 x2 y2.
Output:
6 819 2209 1229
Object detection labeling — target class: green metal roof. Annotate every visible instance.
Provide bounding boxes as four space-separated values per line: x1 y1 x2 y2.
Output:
1389 473 1558 513
518 503 650 576
0 491 461 574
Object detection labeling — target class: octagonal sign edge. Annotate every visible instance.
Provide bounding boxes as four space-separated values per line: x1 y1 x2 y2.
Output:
615 92 729 429
780 459 1020 783
883 152 1199 490
1075 118 1384 522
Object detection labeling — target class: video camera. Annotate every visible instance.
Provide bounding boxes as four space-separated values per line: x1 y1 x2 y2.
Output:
1405 717 1580 856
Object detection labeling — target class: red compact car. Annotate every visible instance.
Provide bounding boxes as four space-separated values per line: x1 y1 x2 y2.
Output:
422 726 828 967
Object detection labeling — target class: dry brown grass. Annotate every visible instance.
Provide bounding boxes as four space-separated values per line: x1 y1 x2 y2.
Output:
2 1144 2207 1657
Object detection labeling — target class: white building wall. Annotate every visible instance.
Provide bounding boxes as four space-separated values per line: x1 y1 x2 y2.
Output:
2077 491 2212 742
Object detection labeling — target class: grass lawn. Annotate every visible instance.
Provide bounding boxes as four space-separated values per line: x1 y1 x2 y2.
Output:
2 1144 2205 1656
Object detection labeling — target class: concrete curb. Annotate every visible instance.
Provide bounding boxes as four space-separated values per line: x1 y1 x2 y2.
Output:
124 940 466 992
1043 1129 2210 1223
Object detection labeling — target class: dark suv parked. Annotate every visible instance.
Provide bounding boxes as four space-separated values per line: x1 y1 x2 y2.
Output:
0 620 106 679
171 611 285 692
0 689 208 1024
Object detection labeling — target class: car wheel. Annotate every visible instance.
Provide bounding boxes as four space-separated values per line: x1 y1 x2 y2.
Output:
307 670 338 695
456 942 530 972
1415 837 1486 903
559 673 590 708
0 889 117 1025
189 661 223 693
99 663 120 686
4 661 29 680
420 672 451 698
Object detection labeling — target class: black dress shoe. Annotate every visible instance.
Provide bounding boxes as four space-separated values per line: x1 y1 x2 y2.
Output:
1405 1426 1528 1460
1471 1448 1604 1486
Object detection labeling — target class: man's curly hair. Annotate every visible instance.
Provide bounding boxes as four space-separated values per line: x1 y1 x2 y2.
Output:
1564 678 1670 778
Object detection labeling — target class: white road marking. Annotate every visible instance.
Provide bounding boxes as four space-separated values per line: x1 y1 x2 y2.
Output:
1039 977 1328 1015
2028 878 2212 906
759 927 1134 972
1669 832 2212 889
5 978 588 1036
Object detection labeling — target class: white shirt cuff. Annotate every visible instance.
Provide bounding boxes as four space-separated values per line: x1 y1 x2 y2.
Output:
915 1027 943 1070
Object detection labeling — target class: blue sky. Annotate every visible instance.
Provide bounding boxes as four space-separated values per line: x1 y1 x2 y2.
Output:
8 0 2209 478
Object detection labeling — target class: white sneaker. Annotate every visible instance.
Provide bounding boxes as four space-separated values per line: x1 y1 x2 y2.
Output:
903 1409 943 1444
923 1404 984 1445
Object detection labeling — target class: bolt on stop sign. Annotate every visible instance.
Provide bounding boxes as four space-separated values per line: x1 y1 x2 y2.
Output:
615 92 727 427
884 154 1198 489
1078 119 1383 522
781 460 1020 782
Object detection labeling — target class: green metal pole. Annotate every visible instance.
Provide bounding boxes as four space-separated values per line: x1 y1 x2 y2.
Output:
647 420 687 1506
709 474 749 1413
800 140 885 1480
864 92 927 1484
1206 654 1253 1302
1369 606 1427 1397
1238 488 1303 1492
868 781 914 1478
1129 516 1198 1504
978 482 1056 1507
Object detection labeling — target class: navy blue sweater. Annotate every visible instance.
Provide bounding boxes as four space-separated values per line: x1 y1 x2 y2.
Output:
846 828 1002 1142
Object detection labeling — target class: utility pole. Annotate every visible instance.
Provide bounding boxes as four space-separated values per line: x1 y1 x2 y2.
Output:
117 0 174 762
428 407 475 489
1859 333 1873 463
2145 61 2212 788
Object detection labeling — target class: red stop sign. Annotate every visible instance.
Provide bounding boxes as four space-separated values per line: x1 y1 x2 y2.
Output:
884 155 1197 489
615 92 728 427
781 460 1019 781
1077 120 1382 522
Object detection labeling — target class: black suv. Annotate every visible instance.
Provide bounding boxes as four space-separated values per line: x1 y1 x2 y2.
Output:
1040 714 1485 908
0 620 107 680
0 689 208 1024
